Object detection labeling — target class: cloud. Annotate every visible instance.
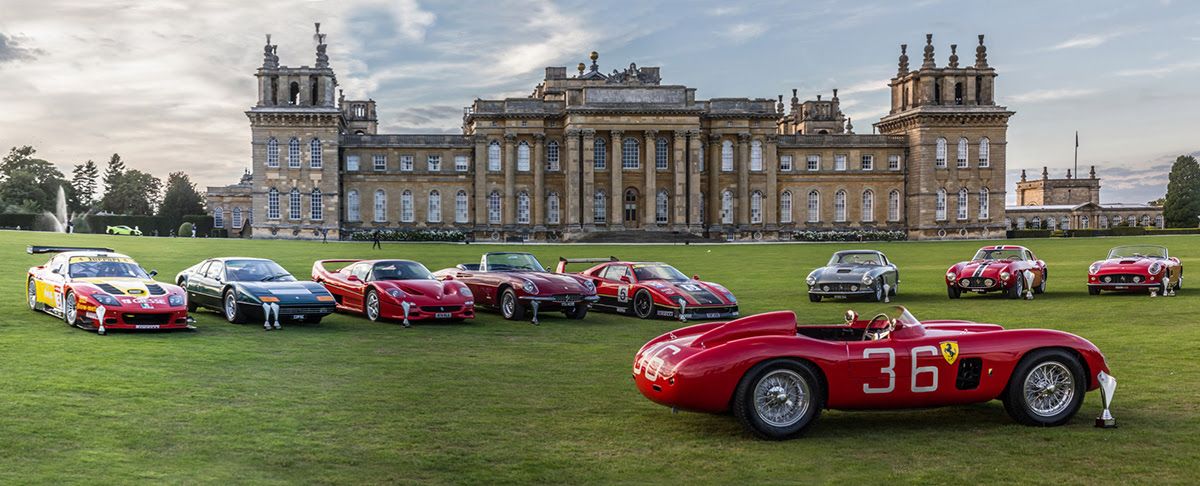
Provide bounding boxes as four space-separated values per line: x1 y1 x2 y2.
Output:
720 22 766 43
839 78 890 96
1008 88 1100 103
1115 59 1200 77
1049 27 1139 50
0 32 44 63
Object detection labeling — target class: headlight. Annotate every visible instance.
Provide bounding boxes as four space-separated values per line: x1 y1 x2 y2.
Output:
387 288 406 298
459 285 472 297
169 294 185 307
1089 263 1101 274
522 279 538 294
93 293 119 306
582 279 595 292
946 271 956 281
806 274 817 285
723 292 737 303
1149 263 1162 275
861 274 874 285
999 271 1011 281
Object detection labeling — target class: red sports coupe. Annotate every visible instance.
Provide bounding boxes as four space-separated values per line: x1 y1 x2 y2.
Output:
946 245 1046 299
555 257 738 320
313 259 474 326
1087 245 1182 296
432 252 598 323
633 306 1116 440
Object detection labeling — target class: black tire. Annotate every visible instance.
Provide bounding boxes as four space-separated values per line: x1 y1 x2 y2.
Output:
563 302 588 319
1008 276 1024 299
63 290 81 327
1034 270 1047 294
732 359 824 440
107 229 114 235
500 288 526 321
947 286 961 299
1002 349 1087 426
808 293 821 302
223 289 247 324
889 280 898 297
633 290 654 319
364 289 382 322
1088 286 1100 296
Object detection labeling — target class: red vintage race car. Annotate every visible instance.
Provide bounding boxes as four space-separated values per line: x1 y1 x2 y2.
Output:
1088 245 1182 296
312 259 475 326
633 306 1117 440
946 245 1047 299
554 257 738 321
26 246 193 335
432 252 598 324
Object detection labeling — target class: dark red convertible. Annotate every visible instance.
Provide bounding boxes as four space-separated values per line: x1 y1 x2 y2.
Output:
432 252 598 324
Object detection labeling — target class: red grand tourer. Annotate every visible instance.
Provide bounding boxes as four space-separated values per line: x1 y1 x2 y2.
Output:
946 245 1047 299
313 259 475 326
1087 245 1182 296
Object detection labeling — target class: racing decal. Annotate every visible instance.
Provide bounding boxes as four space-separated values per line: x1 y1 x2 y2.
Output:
634 344 681 382
69 256 136 264
679 284 702 292
940 341 959 365
617 285 629 303
862 346 941 394
972 263 990 278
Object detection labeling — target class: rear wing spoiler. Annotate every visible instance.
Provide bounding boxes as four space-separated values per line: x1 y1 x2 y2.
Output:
312 259 362 278
27 246 114 254
554 256 618 274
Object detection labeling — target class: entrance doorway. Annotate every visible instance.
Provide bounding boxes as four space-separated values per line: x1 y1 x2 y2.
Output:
624 188 639 228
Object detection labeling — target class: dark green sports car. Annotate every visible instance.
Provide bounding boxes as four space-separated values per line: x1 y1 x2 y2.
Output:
176 257 335 329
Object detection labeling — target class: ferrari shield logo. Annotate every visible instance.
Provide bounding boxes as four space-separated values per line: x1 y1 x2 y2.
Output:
940 341 959 365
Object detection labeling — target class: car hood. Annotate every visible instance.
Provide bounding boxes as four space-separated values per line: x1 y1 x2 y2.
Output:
513 271 592 294
1093 258 1157 272
238 281 330 296
812 264 882 282
376 279 470 299
952 260 1017 278
644 279 734 305
73 277 174 296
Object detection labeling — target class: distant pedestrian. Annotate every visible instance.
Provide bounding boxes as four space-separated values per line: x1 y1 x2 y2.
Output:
322 228 328 243
191 226 197 238
372 229 382 249
67 221 74 234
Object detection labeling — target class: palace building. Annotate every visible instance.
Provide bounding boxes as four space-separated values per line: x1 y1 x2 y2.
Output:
209 27 1025 241
1004 166 1163 231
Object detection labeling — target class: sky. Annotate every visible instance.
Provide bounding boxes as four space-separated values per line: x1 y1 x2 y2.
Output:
1 0 1197 205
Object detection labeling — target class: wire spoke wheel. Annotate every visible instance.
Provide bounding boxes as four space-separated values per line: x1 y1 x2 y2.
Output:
1023 361 1075 417
225 294 237 320
753 369 810 428
502 292 515 318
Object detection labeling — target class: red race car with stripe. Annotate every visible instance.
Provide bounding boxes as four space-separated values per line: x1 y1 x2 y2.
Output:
555 257 738 321
633 306 1117 440
946 245 1046 299
1087 245 1182 296
312 259 474 326
26 246 193 335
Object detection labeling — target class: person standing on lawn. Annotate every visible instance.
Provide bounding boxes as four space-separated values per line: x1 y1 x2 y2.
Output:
372 229 382 249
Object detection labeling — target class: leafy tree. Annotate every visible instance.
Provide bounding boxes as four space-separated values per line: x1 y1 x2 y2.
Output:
157 172 206 229
99 169 161 216
0 145 69 213
1163 155 1200 228
102 153 125 195
70 160 99 213
1148 197 1165 207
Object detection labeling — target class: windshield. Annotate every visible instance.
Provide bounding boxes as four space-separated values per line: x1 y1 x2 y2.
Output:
854 305 921 328
69 257 149 279
1108 245 1167 260
372 261 435 281
972 248 1025 261
832 252 884 266
484 253 546 272
226 259 294 282
632 263 689 282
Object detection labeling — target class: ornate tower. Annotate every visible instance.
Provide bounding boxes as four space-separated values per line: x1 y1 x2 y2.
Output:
875 34 1014 239
247 24 343 239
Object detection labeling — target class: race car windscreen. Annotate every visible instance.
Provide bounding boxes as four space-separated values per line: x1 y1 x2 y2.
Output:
68 257 149 279
485 253 546 272
372 261 435 281
972 248 1025 261
226 260 295 282
1108 245 1167 260
833 252 883 266
857 306 921 328
632 264 689 282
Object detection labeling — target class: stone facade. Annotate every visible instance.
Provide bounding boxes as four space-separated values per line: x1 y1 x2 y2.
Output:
1005 166 1164 230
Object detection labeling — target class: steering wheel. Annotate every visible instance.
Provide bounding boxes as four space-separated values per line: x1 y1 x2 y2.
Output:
862 313 895 341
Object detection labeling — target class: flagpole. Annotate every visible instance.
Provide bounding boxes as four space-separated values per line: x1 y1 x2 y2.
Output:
1074 131 1079 178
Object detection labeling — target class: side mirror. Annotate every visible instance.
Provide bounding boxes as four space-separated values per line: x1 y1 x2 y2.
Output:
844 310 858 325
441 274 455 281
619 275 631 284
347 275 360 282
692 274 700 280
148 270 158 278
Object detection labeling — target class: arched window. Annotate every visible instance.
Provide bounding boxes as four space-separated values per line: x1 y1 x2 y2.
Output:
288 138 301 168
594 138 607 170
1061 216 1071 230
594 190 607 223
957 138 968 168
957 188 969 220
954 82 964 105
213 207 224 228
488 141 501 171
656 189 669 224
1156 214 1164 228
547 192 560 224
861 190 874 222
834 190 847 222
232 207 243 228
289 81 300 105
807 191 820 223
1140 215 1150 226
1017 217 1026 229
353 104 366 117
374 189 387 222
546 140 560 171
750 191 763 223
655 138 669 170
310 188 323 220
1100 215 1109 229
886 189 901 222
487 191 502 224
1031 216 1041 229
517 141 530 172
721 190 734 224
310 138 322 168
1080 215 1090 229
978 137 990 167
288 188 301 220
935 188 947 220
780 191 793 224
400 190 414 223
721 140 734 172
347 190 360 221
267 188 279 220
978 187 990 219
428 190 442 223
1111 215 1122 227
515 191 530 224
1048 217 1057 230
455 191 469 223
935 137 947 168
750 140 763 171
622 138 640 169
266 137 279 167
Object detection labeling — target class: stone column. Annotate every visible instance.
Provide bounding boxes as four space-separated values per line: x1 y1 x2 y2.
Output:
736 132 751 226
643 130 657 226
708 134 722 229
687 129 703 229
565 129 581 227
582 129 596 227
533 133 545 229
611 130 624 227
765 134 779 228
672 130 687 227
473 135 488 227
503 132 516 225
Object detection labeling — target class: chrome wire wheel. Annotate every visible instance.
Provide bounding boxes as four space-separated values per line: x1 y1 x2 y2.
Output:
224 293 237 321
28 280 37 310
365 292 380 321
501 292 516 318
1023 361 1075 417
753 369 811 428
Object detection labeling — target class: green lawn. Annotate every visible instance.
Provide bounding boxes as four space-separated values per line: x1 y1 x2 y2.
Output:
2 230 1198 484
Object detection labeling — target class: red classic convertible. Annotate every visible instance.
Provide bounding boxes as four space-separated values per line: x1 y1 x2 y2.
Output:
946 245 1047 299
313 259 474 326
633 306 1116 440
1088 245 1182 296
555 257 738 321
432 252 598 324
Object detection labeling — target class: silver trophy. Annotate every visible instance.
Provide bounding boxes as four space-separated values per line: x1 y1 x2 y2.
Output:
530 300 540 326
1023 269 1035 300
678 300 687 323
401 300 412 327
1095 371 1117 428
96 305 107 336
883 283 891 303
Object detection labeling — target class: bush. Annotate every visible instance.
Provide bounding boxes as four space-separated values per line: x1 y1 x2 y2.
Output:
1006 229 1052 238
182 215 214 236
1107 226 1147 236
1147 228 1200 235
791 229 907 242
179 222 194 237
347 229 465 242
0 212 39 229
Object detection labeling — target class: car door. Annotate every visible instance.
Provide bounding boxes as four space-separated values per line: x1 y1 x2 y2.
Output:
185 261 212 305
40 256 68 311
341 263 371 311
198 261 225 307
589 264 620 308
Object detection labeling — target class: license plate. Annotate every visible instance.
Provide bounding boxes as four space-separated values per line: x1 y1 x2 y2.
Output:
435 312 451 319
706 313 720 318
560 302 575 307
135 325 160 329
1114 286 1127 289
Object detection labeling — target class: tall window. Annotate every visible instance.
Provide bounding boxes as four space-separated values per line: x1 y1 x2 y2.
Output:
455 155 469 172
750 191 763 223
622 138 639 169
979 187 990 219
861 155 874 171
698 144 705 173
288 138 301 168
935 189 947 220
655 138 669 170
455 191 468 223
834 190 847 222
1048 217 1057 230
1017 217 1027 229
1140 215 1150 227
517 192 530 224
400 155 414 172
310 189 322 220
213 207 224 228
288 188 301 220
309 139 322 168
547 192 560 224
935 137 947 168
750 141 763 171
1100 215 1109 229
428 155 441 172
374 189 387 222
594 190 607 223
232 207 243 228
861 190 874 222
517 141 530 171
957 138 968 168
487 191 501 224
1081 215 1090 229
594 138 607 170
698 192 705 223
400 190 414 222
780 191 793 223
807 191 820 223
721 141 734 172
957 188 969 220
888 154 901 171
1111 215 1121 227
1031 217 1041 229
428 190 442 223
888 190 901 221
1156 215 1164 228
807 155 820 171
487 141 502 171
834 154 847 171
267 188 280 219
546 141 560 171
721 190 733 224
780 155 793 171
267 137 279 167
373 154 386 171
655 190 669 224
347 190 360 221
978 138 990 167
346 155 360 172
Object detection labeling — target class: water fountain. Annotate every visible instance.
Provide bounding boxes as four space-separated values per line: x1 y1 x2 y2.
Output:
40 186 71 232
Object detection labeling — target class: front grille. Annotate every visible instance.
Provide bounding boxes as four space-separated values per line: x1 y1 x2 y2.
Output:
552 294 581 302
122 313 171 325
96 283 122 294
278 306 334 315
817 283 863 292
145 284 166 295
1100 274 1145 284
959 277 996 288
685 306 738 315
420 305 462 313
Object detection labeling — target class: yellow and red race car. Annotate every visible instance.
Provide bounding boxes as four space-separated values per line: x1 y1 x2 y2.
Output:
26 246 193 335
